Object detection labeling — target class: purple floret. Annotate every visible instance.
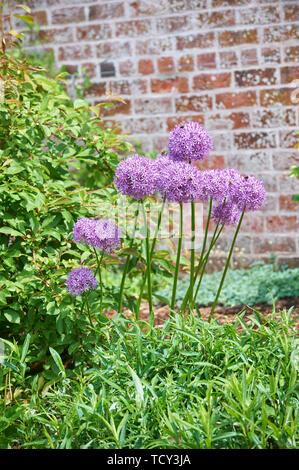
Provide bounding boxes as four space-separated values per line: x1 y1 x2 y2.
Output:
66 267 97 296
114 154 158 200
196 168 242 202
230 175 267 212
73 217 121 253
168 121 213 162
160 160 203 203
212 199 242 225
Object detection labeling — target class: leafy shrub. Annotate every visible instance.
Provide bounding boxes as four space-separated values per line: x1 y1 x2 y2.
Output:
156 262 299 307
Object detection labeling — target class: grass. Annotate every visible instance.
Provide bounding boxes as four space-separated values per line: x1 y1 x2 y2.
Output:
0 305 298 449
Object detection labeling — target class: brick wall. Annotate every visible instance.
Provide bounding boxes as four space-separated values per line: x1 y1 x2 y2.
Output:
22 0 299 267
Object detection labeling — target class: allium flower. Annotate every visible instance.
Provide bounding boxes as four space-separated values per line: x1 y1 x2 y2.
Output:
196 168 242 202
212 200 242 225
114 154 158 200
168 121 213 162
229 175 267 212
73 218 121 253
160 161 202 203
66 267 97 296
94 219 121 253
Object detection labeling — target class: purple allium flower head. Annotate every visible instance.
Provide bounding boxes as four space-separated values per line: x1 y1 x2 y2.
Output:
212 200 242 225
73 218 121 252
168 121 213 162
114 154 158 200
94 219 121 253
160 160 202 203
230 175 266 212
66 267 97 296
196 168 242 202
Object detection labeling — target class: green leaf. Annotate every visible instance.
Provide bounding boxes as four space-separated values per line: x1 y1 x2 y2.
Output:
0 227 23 237
49 347 66 377
4 309 20 324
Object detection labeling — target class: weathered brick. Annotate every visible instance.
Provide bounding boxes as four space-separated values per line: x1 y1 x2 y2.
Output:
279 130 299 149
241 49 258 66
279 195 299 212
194 10 235 28
131 79 148 95
37 27 73 44
211 133 232 151
176 33 214 50
193 72 231 90
228 151 271 172
119 59 136 76
175 95 212 112
234 131 276 149
261 47 281 64
253 236 296 254
116 19 152 37
207 112 250 130
273 150 299 171
128 0 167 16
242 213 264 233
136 37 173 55
212 0 248 5
178 55 194 72
284 4 299 22
151 77 189 93
168 0 208 12
280 66 299 84
166 114 205 132
219 51 238 69
51 6 85 24
197 154 226 170
251 108 296 128
58 44 93 61
263 25 299 43
138 59 154 75
238 7 280 25
284 46 299 63
157 57 175 73
134 97 173 115
235 68 277 87
156 15 189 34
99 99 131 117
84 82 107 97
216 91 257 109
76 24 112 41
96 41 132 59
34 10 48 26
260 88 294 107
89 2 125 20
81 63 96 78
267 216 298 233
218 29 258 47
197 52 216 70
122 117 163 134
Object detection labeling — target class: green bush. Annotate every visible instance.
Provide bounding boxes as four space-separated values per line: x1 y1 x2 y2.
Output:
0 52 132 364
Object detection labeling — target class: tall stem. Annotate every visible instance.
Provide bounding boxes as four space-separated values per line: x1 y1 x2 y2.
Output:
189 200 196 311
141 201 154 325
208 210 245 322
118 206 140 314
94 248 104 316
170 203 183 312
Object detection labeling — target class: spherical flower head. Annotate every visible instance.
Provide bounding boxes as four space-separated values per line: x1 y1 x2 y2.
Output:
161 161 202 203
196 168 242 202
212 199 242 225
230 175 266 212
66 267 97 296
168 121 213 162
94 219 121 253
114 154 158 200
152 154 177 192
73 218 99 247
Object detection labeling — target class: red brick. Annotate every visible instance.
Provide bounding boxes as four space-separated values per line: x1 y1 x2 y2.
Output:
197 52 216 69
34 10 48 26
157 57 175 73
197 154 226 170
122 117 163 134
168 0 208 12
212 0 247 5
218 29 258 47
134 97 173 115
138 59 154 75
136 37 173 55
216 91 257 109
128 0 166 16
279 130 299 149
228 151 271 172
253 236 296 254
175 95 212 113
234 132 276 149
76 24 112 41
166 115 205 132
284 4 299 22
260 88 294 107
105 80 131 96
51 7 85 24
242 213 264 233
272 151 299 171
219 51 238 69
279 195 299 212
261 47 281 64
207 112 250 130
241 49 258 66
195 10 235 28
263 25 299 43
176 32 214 50
280 66 299 84
193 72 231 90
284 46 299 63
89 2 125 20
58 45 93 61
119 59 136 76
252 109 296 128
178 55 194 72
81 63 96 78
267 216 298 233
96 41 132 59
131 79 148 95
151 77 189 94
99 100 131 117
116 20 152 37
235 68 277 87
37 27 73 44
238 7 280 25
84 82 107 97
156 16 189 34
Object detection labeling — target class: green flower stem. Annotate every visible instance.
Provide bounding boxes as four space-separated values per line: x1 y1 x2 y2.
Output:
189 200 196 311
141 200 154 325
84 293 93 328
118 206 140 314
171 202 183 313
93 248 104 316
208 210 245 322
180 198 213 313
136 197 166 319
